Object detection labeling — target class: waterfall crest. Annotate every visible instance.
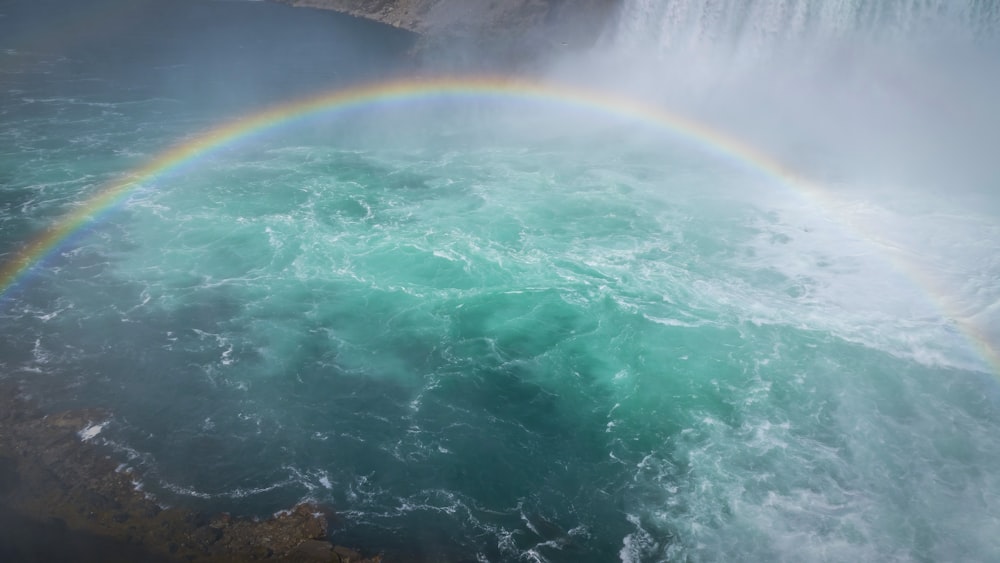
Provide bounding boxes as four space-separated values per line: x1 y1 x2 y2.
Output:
612 0 999 62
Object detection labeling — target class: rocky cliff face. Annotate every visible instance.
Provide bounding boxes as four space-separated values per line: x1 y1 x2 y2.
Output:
276 0 621 58
275 0 431 32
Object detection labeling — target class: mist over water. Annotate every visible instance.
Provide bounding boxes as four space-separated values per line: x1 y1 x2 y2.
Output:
601 0 1000 182
2 0 1000 562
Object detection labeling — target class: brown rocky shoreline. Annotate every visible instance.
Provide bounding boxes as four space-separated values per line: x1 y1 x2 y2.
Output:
0 385 380 562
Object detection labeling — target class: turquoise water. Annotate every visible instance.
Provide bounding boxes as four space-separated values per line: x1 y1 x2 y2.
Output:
3 1 1000 562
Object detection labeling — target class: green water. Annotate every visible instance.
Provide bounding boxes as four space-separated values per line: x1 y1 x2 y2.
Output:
3 1 1000 562
5 100 999 561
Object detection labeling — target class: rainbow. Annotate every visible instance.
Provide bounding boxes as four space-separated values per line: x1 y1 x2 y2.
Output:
1 75 997 375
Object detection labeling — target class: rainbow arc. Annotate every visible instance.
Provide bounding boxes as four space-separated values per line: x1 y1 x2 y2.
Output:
2 75 996 375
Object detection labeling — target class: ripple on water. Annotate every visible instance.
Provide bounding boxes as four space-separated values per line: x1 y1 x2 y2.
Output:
3 85 1000 562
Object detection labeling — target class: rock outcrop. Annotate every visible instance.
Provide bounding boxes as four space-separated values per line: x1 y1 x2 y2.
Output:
275 0 621 62
0 386 379 562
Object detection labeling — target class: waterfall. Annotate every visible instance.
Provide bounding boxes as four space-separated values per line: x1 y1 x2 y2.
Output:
613 0 999 63
586 0 1000 190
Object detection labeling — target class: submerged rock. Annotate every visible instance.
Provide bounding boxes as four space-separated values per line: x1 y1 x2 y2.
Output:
0 386 380 562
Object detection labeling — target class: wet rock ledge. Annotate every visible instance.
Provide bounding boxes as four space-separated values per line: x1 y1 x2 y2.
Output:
274 0 621 54
0 387 379 562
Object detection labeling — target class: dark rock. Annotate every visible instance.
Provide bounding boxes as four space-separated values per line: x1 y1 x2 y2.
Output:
274 0 622 67
0 455 19 496
0 389 382 562
333 544 374 562
289 539 335 561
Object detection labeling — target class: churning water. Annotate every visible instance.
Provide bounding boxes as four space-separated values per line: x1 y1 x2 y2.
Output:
2 0 999 561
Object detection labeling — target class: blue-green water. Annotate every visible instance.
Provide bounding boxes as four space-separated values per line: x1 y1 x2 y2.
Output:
3 1 1000 561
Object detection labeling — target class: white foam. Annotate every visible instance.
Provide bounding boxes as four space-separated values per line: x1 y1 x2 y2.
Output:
78 421 108 441
620 514 657 563
160 481 212 499
30 338 51 365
